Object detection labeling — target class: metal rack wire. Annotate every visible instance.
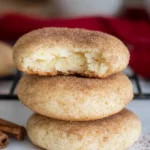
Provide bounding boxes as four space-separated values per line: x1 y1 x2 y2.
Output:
0 71 22 100
0 70 150 100
130 74 150 99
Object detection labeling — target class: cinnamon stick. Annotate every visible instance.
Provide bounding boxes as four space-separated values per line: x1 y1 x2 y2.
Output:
0 131 8 149
0 118 20 127
0 118 26 141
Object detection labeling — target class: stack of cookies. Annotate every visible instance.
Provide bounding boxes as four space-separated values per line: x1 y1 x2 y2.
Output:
13 28 141 150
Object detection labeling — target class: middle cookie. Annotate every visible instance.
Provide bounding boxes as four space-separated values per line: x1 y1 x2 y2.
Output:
17 73 133 121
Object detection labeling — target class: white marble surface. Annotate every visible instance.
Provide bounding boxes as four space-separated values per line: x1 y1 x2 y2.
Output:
0 100 149 150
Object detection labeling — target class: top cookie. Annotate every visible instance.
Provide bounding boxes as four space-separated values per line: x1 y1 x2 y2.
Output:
13 27 129 78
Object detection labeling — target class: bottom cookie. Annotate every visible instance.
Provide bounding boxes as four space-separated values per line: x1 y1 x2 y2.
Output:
27 109 141 150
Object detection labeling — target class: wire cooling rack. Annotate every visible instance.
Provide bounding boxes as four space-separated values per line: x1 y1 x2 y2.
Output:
0 70 150 100
0 71 22 100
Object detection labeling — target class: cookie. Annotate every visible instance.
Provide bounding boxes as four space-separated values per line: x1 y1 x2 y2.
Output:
0 41 15 76
13 27 129 78
27 109 141 150
18 73 133 121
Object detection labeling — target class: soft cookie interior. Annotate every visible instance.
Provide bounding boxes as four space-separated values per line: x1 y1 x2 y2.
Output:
21 48 109 76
